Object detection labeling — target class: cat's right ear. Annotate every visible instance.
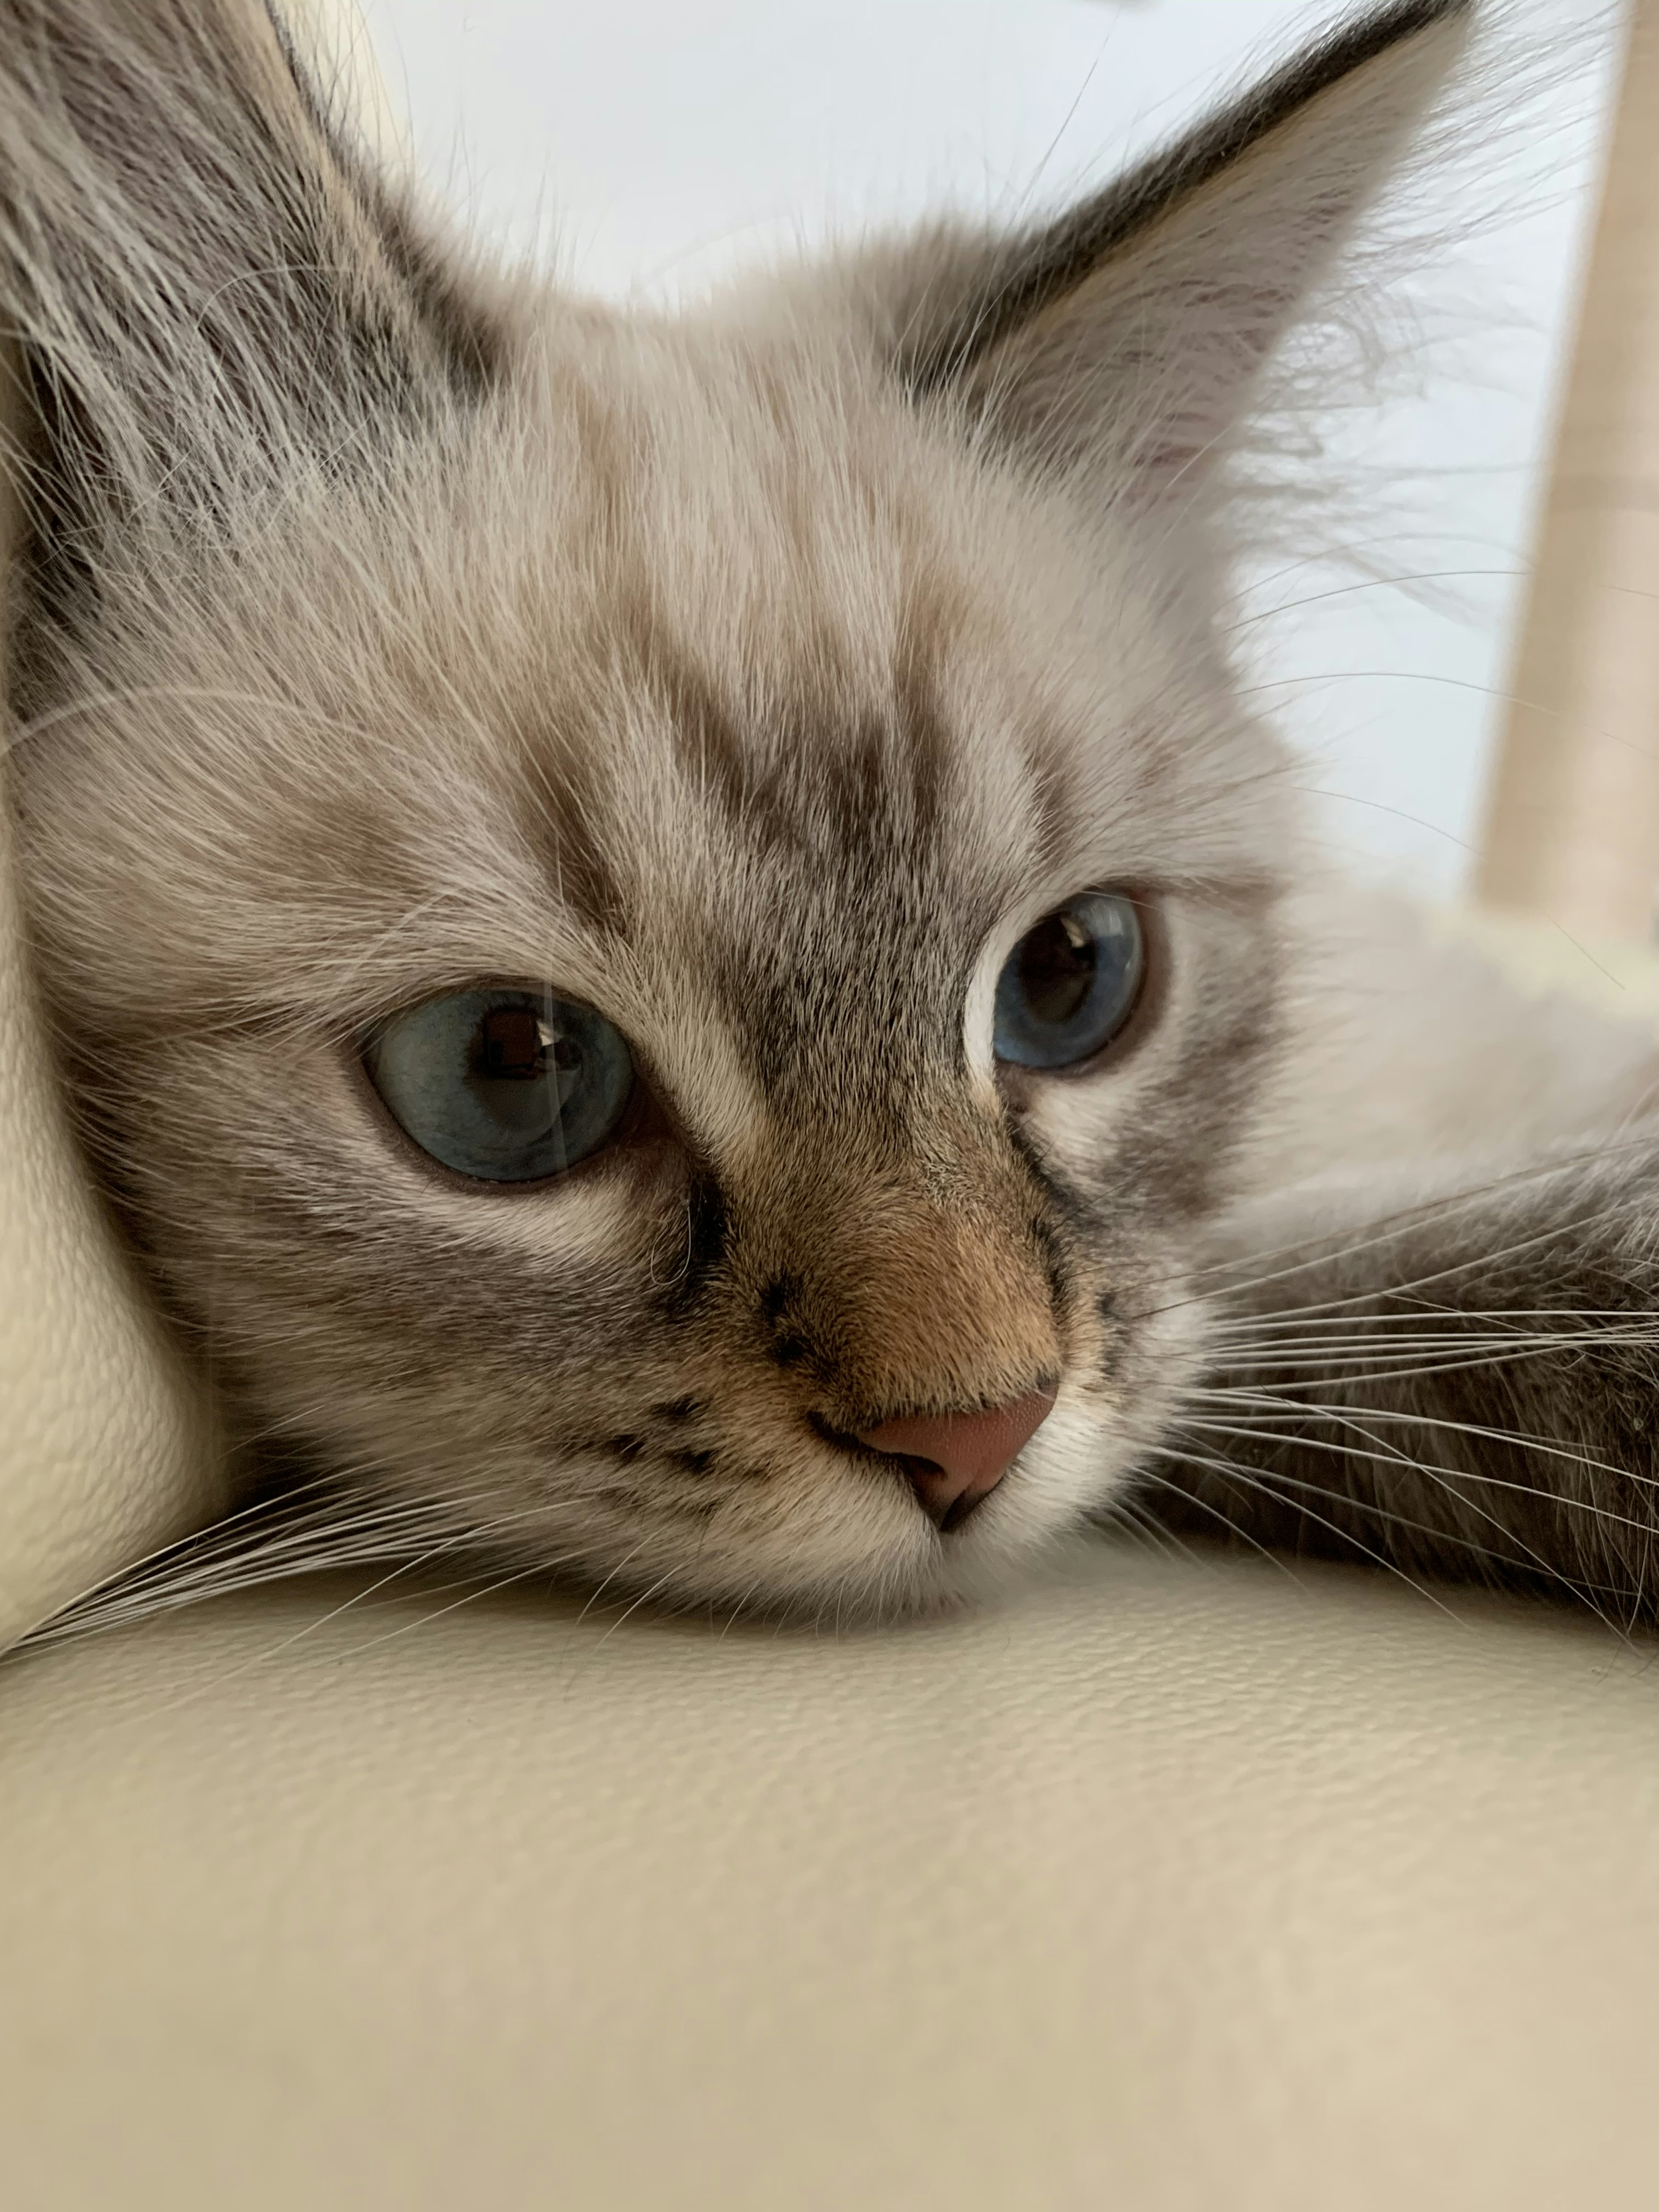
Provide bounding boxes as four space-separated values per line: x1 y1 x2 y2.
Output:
851 0 1472 509
0 0 498 613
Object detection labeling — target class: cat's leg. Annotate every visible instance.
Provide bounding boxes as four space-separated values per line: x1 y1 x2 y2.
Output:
1145 1137 1659 1625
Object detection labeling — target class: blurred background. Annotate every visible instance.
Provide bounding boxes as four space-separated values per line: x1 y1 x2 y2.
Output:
345 1 1648 952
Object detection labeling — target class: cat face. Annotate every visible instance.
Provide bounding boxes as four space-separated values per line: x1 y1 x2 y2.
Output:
3 0 1471 1616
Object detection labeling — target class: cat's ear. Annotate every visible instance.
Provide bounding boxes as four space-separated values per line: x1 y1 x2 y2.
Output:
0 0 497 566
864 0 1472 503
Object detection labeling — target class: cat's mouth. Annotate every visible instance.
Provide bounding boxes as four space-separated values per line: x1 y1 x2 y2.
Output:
808 1387 1056 1532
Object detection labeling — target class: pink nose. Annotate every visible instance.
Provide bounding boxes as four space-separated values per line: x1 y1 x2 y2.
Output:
857 1388 1056 1532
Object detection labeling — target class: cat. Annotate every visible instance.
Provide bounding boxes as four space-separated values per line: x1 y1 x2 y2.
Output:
6 0 1658 1634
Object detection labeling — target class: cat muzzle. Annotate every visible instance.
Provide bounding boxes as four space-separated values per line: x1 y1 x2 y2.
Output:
856 1388 1056 1533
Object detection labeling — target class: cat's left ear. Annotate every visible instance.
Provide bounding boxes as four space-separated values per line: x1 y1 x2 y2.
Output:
857 0 1472 503
0 0 500 564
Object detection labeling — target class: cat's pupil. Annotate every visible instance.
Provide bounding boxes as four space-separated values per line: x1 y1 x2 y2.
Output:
472 1007 584 1082
1017 914 1095 1027
477 1007 548 1081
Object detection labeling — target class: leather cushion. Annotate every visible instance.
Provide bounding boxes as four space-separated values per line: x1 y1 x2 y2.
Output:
0 797 223 1650
2 1545 1653 2210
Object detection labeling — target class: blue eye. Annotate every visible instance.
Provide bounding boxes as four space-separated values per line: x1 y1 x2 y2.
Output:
364 988 635 1182
993 892 1145 1070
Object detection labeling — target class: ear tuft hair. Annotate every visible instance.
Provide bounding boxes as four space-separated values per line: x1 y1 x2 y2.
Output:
0 0 501 647
860 0 1475 506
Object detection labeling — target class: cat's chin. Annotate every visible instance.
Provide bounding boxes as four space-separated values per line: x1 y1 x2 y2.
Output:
385 1295 1212 1629
919 1392 1144 1607
693 1385 1161 1627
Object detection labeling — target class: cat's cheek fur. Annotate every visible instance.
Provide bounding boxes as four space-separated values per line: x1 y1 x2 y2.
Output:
92 1015 1199 1618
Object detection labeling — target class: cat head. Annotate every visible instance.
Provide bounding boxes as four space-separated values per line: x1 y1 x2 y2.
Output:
3 0 1471 1617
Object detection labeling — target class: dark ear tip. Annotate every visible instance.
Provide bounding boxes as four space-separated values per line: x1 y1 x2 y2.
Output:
1316 0 1478 71
1344 0 1475 32
1289 0 1478 86
903 0 1475 405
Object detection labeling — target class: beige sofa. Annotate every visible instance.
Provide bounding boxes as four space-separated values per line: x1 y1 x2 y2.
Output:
3 798 1657 2212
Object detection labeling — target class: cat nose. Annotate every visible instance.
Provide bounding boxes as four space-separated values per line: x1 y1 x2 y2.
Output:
856 1387 1056 1532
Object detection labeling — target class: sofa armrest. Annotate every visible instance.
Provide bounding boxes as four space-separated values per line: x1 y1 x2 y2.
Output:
1 1545 1653 2210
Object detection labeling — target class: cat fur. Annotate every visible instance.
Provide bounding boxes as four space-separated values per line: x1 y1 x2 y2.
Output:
6 0 1659 1630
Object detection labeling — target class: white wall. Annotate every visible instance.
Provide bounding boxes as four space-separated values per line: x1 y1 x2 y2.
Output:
356 0 1621 900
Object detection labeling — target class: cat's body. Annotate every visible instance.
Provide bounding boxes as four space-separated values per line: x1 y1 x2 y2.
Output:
6 0 1659 1630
